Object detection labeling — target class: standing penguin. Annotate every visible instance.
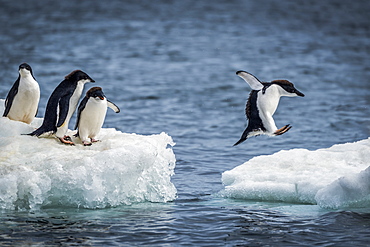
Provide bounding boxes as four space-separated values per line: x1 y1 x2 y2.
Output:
3 63 40 124
74 87 120 146
234 71 305 146
28 70 94 145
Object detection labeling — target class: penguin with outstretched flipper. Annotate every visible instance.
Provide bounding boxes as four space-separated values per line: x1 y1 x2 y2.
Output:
234 71 305 146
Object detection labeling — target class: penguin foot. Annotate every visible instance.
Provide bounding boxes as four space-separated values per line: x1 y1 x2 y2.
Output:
91 138 100 143
274 125 292 136
59 136 75 145
83 141 92 146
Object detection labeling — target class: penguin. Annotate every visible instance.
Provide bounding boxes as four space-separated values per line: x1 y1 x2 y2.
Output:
3 63 40 124
234 71 305 146
28 70 95 145
74 87 120 146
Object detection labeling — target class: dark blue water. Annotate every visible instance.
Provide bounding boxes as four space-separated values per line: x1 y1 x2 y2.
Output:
1 0 370 246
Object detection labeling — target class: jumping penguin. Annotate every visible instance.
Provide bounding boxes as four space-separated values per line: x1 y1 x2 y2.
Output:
3 63 40 124
234 71 305 146
74 87 120 146
28 70 94 145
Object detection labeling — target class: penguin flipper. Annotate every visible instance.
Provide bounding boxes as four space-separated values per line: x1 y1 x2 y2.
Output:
56 95 71 128
74 97 88 130
3 79 19 117
236 71 264 91
107 100 120 113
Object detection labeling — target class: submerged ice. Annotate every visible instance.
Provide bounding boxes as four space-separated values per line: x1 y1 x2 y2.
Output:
0 100 177 210
222 138 370 209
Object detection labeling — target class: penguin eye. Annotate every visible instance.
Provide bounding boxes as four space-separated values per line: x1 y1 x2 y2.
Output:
282 85 294 93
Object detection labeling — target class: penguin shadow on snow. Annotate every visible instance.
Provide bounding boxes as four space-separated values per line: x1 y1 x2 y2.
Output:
233 70 305 146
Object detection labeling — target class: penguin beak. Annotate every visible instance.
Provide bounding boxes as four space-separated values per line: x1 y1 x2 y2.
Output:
295 89 305 97
87 75 95 83
94 96 105 100
95 91 105 100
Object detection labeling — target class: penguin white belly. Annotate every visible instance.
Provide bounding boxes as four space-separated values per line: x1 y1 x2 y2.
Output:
256 85 281 133
7 77 40 124
78 99 107 142
56 81 85 138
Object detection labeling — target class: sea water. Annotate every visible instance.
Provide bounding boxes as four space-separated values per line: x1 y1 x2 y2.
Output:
0 0 369 246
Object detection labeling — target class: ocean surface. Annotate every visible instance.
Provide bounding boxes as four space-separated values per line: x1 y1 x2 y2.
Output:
1 0 370 246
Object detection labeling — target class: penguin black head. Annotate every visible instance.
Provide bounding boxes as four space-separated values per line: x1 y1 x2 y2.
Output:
272 80 305 97
19 63 32 71
18 63 34 77
86 86 105 100
65 70 95 84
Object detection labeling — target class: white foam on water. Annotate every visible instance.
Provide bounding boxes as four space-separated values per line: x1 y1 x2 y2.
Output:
0 99 177 210
221 138 370 209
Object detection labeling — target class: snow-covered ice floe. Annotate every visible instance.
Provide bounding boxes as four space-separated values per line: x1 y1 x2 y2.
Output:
0 100 176 210
221 138 370 209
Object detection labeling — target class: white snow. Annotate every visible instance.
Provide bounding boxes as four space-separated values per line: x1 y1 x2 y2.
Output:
0 99 177 210
221 138 370 209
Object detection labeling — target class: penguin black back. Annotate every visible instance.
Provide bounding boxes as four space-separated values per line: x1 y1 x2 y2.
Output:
233 90 266 146
245 90 265 131
3 79 20 117
28 70 94 136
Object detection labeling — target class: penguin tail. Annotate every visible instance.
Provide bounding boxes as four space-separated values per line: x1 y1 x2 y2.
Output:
233 137 246 146
27 128 45 137
233 125 265 146
26 125 56 137
233 127 252 146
